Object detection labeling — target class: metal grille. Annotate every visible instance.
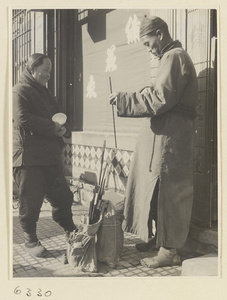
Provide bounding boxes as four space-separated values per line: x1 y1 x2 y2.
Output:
12 9 47 86
12 9 32 85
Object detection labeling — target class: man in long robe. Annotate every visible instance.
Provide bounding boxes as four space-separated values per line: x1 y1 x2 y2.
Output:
109 16 198 268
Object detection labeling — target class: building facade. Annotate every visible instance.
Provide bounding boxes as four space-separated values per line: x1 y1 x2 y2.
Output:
12 8 218 232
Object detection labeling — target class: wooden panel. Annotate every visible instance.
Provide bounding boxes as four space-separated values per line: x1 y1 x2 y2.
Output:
174 9 186 49
187 9 209 64
82 9 151 133
187 9 214 227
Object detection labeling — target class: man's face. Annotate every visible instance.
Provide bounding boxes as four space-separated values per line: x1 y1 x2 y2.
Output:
141 33 162 58
32 58 52 86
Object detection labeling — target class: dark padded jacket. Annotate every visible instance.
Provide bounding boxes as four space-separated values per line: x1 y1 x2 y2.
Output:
13 69 70 167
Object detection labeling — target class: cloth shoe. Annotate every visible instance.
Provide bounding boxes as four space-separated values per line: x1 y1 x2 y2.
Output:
136 237 158 252
24 240 47 257
140 247 181 268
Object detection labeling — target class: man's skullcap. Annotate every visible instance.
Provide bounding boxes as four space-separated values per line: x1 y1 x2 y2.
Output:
140 15 167 38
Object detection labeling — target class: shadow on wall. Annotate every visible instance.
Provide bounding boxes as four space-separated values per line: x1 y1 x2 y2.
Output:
192 63 217 226
87 11 107 43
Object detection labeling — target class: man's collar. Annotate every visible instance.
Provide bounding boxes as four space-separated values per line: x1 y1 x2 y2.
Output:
160 40 182 58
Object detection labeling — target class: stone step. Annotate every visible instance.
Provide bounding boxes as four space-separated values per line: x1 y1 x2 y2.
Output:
181 254 218 276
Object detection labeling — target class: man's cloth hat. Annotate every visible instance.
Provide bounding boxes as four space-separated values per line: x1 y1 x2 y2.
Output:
140 15 167 38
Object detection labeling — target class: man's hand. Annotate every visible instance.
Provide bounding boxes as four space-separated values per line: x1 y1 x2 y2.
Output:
109 92 118 105
54 122 67 137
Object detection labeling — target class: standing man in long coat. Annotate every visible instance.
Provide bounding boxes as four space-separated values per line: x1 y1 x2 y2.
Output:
109 15 198 268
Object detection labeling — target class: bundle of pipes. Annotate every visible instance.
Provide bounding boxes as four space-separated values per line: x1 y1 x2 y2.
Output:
88 140 108 224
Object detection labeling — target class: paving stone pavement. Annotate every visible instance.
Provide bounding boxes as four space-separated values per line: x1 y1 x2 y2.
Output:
13 201 183 278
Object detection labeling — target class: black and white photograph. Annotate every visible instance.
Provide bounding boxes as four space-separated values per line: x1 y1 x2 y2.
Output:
11 7 218 278
1 1 226 299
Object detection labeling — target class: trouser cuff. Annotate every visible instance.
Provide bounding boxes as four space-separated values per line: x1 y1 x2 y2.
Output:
24 232 38 243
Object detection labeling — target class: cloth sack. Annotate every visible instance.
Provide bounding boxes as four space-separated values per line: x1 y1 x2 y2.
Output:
96 191 125 268
66 218 102 272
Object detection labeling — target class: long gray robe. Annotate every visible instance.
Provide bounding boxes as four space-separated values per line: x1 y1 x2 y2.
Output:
116 41 198 248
